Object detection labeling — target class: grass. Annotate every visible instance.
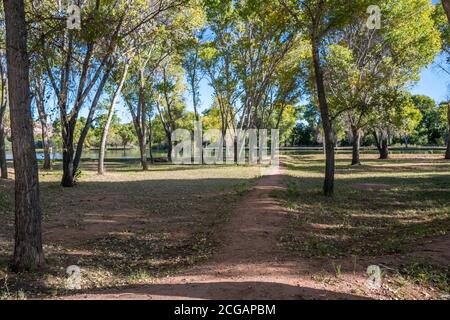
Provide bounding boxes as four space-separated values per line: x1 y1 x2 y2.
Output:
0 161 262 298
274 154 450 297
276 154 450 259
397 262 450 293
1 154 449 299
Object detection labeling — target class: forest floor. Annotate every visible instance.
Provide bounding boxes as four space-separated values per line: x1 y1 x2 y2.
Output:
0 154 449 300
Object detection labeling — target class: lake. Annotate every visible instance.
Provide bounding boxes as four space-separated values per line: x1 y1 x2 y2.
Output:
5 149 167 161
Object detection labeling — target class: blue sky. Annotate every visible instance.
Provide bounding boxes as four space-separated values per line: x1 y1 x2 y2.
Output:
410 54 449 102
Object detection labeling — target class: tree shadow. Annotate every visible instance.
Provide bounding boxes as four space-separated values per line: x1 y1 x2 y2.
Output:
60 281 371 300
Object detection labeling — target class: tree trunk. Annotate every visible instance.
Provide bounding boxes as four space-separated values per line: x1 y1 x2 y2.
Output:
148 118 154 164
351 127 361 165
379 131 389 159
443 0 450 24
138 133 148 170
61 126 75 187
0 121 7 179
445 103 450 160
4 0 44 271
98 62 129 175
372 129 389 159
311 38 335 196
167 133 172 162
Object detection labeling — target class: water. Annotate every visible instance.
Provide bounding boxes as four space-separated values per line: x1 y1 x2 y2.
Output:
5 149 166 161
5 147 445 161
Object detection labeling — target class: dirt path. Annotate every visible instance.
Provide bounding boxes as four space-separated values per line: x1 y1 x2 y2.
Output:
64 168 371 300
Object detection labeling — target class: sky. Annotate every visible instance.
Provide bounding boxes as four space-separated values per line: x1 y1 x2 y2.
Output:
410 55 449 102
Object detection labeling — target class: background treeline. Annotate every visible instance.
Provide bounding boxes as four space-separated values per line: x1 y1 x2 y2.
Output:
0 0 449 187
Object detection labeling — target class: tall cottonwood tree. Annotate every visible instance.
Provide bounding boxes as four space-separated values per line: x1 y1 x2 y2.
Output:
156 58 188 161
201 0 303 154
324 0 440 164
32 72 52 170
3 0 44 270
31 0 181 186
281 0 368 196
98 55 132 175
234 1 299 131
123 2 203 167
123 40 167 170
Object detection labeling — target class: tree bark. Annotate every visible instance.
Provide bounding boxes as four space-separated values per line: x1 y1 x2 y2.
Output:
445 103 450 160
98 62 129 175
148 115 154 164
167 133 172 162
380 131 389 159
126 88 148 171
138 133 148 170
311 37 335 196
61 123 75 187
443 0 450 24
351 127 361 165
0 123 7 179
372 130 389 159
4 0 44 271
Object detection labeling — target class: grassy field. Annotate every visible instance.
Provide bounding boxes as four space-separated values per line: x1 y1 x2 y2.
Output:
274 154 450 296
0 162 261 298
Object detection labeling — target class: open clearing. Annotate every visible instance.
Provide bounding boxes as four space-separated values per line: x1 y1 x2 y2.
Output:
0 154 449 300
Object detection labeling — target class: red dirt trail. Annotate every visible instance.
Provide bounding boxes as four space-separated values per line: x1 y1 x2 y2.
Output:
64 168 375 300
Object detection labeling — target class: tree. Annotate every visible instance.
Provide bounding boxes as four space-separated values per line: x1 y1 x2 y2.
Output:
32 74 52 170
98 56 132 175
323 0 440 165
3 0 44 271
411 95 447 146
183 29 205 122
30 0 179 186
122 1 203 167
155 58 187 161
123 41 162 170
281 0 368 196
201 0 240 141
117 123 137 152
